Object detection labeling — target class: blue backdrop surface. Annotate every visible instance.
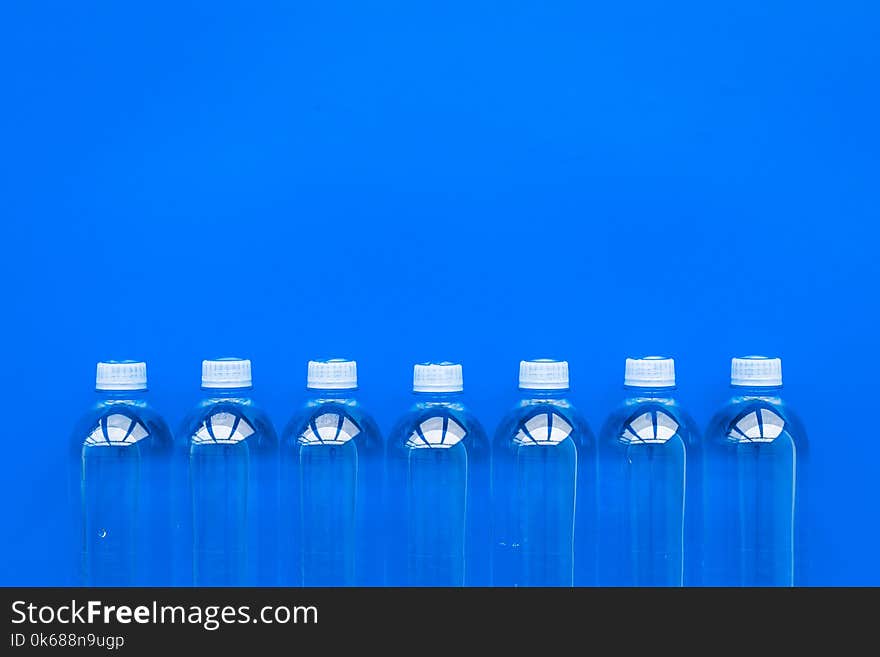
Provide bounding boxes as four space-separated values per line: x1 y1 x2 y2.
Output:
2 1 878 584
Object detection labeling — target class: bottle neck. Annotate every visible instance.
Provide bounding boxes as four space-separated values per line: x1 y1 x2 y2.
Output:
307 387 358 402
413 390 464 404
623 385 676 401
96 388 148 402
518 388 570 401
201 386 253 399
730 384 783 400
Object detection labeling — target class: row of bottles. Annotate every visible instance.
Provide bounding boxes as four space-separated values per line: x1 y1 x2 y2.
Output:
70 355 806 586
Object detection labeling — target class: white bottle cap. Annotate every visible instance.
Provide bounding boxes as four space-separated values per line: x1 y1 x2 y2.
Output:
519 359 569 390
731 356 782 387
624 356 676 388
307 358 358 390
202 358 252 389
413 362 463 393
96 360 147 391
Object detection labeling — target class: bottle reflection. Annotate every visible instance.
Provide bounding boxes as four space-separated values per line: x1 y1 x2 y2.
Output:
297 411 360 586
732 408 794 585
77 405 173 587
406 415 469 586
189 411 253 586
495 411 580 586
388 382 491 588
81 413 144 586
620 407 687 587
705 401 805 586
600 374 700 589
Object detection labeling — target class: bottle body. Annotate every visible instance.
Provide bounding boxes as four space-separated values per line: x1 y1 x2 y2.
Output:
177 393 278 586
599 391 700 586
387 395 490 586
70 394 174 586
703 390 807 586
280 394 383 586
493 394 596 586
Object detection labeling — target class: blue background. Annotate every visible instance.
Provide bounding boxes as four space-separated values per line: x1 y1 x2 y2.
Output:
3 1 877 585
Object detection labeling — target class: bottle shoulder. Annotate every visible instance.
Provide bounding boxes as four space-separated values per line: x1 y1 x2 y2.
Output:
71 399 173 450
178 397 277 446
706 396 807 447
709 395 800 421
281 399 382 448
389 403 488 450
493 399 594 448
600 397 700 448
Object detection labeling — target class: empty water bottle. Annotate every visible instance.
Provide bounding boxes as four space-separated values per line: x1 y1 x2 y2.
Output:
703 356 808 586
280 359 383 586
493 359 596 586
599 357 701 586
69 361 173 585
386 362 490 586
178 358 278 586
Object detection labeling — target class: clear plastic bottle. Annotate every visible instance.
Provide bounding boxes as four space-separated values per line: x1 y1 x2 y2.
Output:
599 356 701 586
387 362 490 586
703 356 808 586
178 358 278 586
69 361 174 585
492 359 596 586
280 359 383 586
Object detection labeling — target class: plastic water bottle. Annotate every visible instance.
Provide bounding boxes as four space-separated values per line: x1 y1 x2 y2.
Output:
492 359 596 586
280 359 383 586
178 358 278 586
387 362 490 586
598 357 701 586
69 361 173 585
703 356 808 586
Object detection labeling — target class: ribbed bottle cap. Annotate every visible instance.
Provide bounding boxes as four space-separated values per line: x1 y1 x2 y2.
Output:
731 356 782 387
519 359 569 390
624 356 676 388
413 362 463 393
96 360 147 391
307 358 358 390
202 358 252 389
